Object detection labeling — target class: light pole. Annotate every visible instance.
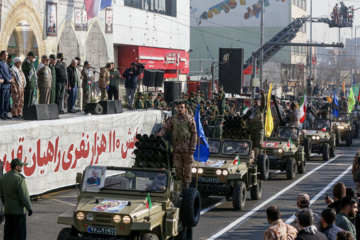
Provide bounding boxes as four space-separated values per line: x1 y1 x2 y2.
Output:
355 25 360 79
309 0 313 80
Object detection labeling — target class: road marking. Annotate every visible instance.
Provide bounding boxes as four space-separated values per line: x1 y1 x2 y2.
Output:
42 189 73 198
43 197 77 206
285 164 352 224
306 163 351 166
201 199 227 215
206 156 340 240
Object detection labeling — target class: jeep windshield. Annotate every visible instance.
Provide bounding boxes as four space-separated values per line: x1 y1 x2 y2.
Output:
208 139 221 154
82 166 168 193
278 127 299 140
313 119 331 130
336 113 350 122
221 141 250 156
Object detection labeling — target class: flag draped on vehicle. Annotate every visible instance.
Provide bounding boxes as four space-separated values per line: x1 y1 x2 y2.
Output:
194 104 210 162
84 0 112 20
299 90 307 124
265 83 273 138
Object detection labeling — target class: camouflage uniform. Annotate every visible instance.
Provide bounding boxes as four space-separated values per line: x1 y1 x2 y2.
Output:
214 89 226 115
159 114 197 184
263 219 297 240
318 102 331 119
339 100 349 112
289 107 300 127
214 123 223 139
135 97 145 109
145 93 154 109
224 102 231 115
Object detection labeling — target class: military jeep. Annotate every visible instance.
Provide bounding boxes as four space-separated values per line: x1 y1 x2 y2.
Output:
351 110 360 138
332 113 354 146
190 139 262 210
263 127 306 180
303 119 336 161
57 166 200 240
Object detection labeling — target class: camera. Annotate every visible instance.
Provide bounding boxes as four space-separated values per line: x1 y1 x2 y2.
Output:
132 63 146 74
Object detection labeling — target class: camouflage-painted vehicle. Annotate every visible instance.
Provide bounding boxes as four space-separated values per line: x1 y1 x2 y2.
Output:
303 119 336 161
57 165 200 240
263 127 306 180
332 113 354 146
190 139 263 210
351 110 360 138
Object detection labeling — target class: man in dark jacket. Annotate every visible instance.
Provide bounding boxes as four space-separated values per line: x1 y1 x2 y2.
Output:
202 119 214 138
122 63 140 110
295 209 327 240
49 54 57 104
55 53 68 114
321 208 343 240
67 59 80 113
0 51 13 119
22 51 37 108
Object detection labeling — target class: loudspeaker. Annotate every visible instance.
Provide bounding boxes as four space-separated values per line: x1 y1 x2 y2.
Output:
200 82 210 100
155 70 165 87
114 100 123 113
143 70 157 87
23 104 59 120
164 81 182 103
99 100 116 114
219 48 244 94
85 103 103 114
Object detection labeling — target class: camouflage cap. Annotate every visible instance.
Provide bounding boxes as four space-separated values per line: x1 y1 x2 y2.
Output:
297 193 310 207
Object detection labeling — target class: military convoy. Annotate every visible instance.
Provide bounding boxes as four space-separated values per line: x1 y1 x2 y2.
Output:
333 113 354 146
190 140 264 210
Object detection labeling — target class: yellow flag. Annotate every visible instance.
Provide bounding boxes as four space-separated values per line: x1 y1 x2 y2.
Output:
265 83 274 138
327 96 332 103
342 81 346 94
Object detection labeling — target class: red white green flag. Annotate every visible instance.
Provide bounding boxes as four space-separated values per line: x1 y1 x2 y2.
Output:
299 90 307 123
287 138 292 148
233 155 240 165
146 193 152 210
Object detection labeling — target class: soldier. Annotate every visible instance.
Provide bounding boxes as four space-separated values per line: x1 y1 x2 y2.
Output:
157 101 197 188
214 117 224 139
188 92 196 103
339 96 349 112
182 92 188 101
154 93 163 109
288 101 300 127
205 100 211 110
49 54 57 104
145 92 154 109
22 51 37 108
243 90 265 155
200 100 206 119
213 85 226 116
135 92 145 109
211 99 220 116
317 97 331 119
187 102 194 116
224 98 231 115
202 118 214 138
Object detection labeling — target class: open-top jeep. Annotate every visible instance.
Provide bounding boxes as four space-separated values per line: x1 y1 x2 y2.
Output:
303 119 336 161
263 127 306 180
333 113 354 146
190 140 262 210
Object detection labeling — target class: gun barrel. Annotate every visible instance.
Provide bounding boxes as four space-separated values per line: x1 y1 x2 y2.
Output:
143 134 150 142
136 134 144 142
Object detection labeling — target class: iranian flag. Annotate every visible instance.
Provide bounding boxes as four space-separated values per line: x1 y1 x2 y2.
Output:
287 138 292 148
145 193 152 210
321 127 327 132
233 155 240 165
299 90 307 123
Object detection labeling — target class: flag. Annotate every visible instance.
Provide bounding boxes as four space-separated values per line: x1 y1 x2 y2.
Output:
342 81 346 94
287 138 292 148
299 90 307 123
321 128 326 132
332 89 339 118
348 87 355 113
327 96 332 103
265 83 274 137
194 104 210 162
358 89 360 103
233 155 240 165
85 0 112 20
242 105 248 114
353 75 356 85
145 193 152 210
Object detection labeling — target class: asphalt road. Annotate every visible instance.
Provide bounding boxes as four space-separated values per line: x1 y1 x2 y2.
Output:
0 139 358 240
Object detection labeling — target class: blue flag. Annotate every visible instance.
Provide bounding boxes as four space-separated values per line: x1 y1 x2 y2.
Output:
354 75 356 85
193 104 210 162
332 89 339 118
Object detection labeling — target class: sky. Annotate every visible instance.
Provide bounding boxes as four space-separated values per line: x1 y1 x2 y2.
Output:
309 0 360 43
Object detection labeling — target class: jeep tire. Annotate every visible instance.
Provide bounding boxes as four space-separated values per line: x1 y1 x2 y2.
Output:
286 158 296 180
336 129 340 146
297 158 306 174
322 143 330 161
250 180 262 200
355 124 359 138
232 181 246 210
346 132 352 146
257 154 269 180
57 228 76 240
330 145 336 157
180 188 201 227
304 137 311 159
143 233 159 240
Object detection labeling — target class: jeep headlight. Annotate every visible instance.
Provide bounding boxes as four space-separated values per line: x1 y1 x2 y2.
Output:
338 125 344 129
122 216 131 224
191 167 197 173
76 212 85 221
216 169 222 175
222 170 228 176
278 149 283 153
113 215 121 223
86 213 94 221
312 136 320 140
198 168 204 174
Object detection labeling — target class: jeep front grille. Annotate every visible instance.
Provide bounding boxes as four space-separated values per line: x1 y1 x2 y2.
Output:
94 214 112 224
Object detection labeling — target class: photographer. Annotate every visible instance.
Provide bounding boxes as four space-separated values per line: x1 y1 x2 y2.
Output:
123 62 140 110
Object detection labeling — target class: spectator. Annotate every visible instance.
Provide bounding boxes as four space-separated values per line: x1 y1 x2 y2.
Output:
335 196 357 238
337 230 354 240
326 182 346 214
99 63 111 101
37 55 52 104
81 61 93 111
352 150 360 194
295 209 327 240
9 57 26 118
108 62 120 100
202 119 214 138
263 205 297 240
6 55 12 68
321 208 343 240
55 53 68 114
291 193 322 231
37 54 46 71
67 59 80 113
0 50 14 120
123 62 140 110
75 57 83 111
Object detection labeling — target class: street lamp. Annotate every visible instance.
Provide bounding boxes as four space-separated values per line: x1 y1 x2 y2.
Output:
355 25 360 80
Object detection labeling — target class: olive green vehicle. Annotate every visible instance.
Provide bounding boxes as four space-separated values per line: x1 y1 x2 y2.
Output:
351 110 360 138
57 166 200 240
332 113 354 146
302 119 336 161
263 127 306 180
190 140 263 210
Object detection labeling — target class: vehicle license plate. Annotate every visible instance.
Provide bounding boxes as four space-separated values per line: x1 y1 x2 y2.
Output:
199 177 219 183
87 226 117 235
268 155 277 160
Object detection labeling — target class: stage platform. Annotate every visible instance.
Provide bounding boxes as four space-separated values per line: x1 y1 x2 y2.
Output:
0 109 163 195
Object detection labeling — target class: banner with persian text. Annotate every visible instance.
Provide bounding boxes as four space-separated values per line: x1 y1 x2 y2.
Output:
0 110 162 195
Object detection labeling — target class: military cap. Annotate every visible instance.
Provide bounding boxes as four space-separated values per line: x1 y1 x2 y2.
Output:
11 158 28 168
148 92 154 96
206 100 211 104
196 90 201 93
157 93 163 97
219 84 224 88
189 102 194 106
57 53 65 59
182 92 185 95
138 92 143 96
49 54 56 60
27 51 36 57
211 99 216 102
200 91 204 94
225 98 229 101
190 91 195 95
200 100 205 104
217 117 225 122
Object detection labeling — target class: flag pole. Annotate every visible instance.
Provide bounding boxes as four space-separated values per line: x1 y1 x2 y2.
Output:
196 139 200 189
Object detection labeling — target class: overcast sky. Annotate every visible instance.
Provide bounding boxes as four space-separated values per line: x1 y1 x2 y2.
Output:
309 0 360 43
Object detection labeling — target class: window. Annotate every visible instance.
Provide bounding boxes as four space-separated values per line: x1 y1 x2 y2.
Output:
124 0 177 17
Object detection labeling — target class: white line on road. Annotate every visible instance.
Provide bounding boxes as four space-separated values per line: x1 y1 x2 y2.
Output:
201 199 227 215
285 164 352 224
207 156 340 240
306 163 351 166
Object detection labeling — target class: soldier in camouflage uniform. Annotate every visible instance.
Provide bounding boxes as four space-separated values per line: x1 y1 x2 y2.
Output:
213 84 226 116
200 100 206 119
317 97 331 118
214 117 224 139
264 206 298 240
288 101 301 127
135 92 145 109
188 92 196 103
145 92 154 109
211 99 220 116
243 90 265 155
339 96 349 112
157 101 197 188
199 91 205 103
224 98 231 115
154 93 164 109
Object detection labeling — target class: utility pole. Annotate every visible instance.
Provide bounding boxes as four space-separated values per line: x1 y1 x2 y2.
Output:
309 0 313 80
260 0 264 88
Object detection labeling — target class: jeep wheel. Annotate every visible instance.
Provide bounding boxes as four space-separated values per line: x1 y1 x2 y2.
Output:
143 233 159 240
175 226 193 240
57 228 76 240
257 154 269 180
304 137 311 159
286 158 296 180
355 125 359 138
180 188 201 227
346 132 352 146
336 130 340 146
330 145 336 157
297 158 306 174
232 181 246 210
322 143 330 161
250 180 262 200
